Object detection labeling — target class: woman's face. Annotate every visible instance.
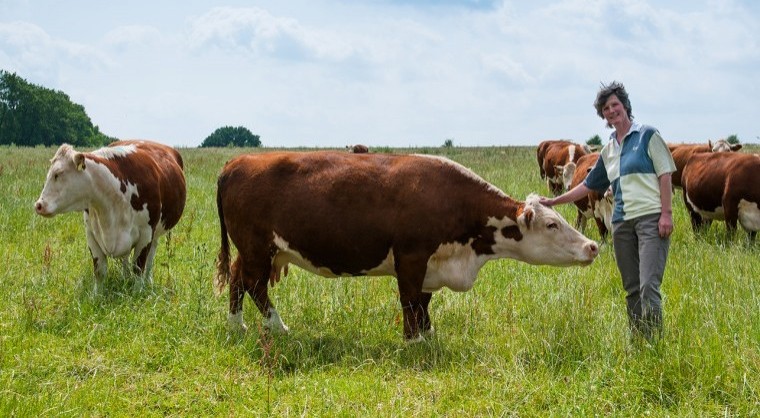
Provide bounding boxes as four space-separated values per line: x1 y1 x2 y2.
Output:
602 94 629 127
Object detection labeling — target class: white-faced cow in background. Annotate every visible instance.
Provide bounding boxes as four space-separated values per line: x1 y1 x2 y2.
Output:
682 152 760 239
35 140 186 293
560 153 613 241
668 139 742 189
536 140 588 196
215 151 599 341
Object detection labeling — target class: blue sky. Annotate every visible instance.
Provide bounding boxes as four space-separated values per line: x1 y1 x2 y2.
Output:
1 0 758 147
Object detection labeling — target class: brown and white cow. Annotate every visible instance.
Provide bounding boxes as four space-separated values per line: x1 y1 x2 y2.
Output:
215 151 599 341
560 153 613 241
668 139 742 188
536 140 588 196
536 139 573 181
35 140 186 293
346 144 369 153
682 152 760 239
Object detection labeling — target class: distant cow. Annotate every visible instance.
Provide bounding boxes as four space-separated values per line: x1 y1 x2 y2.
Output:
560 153 613 240
682 152 760 239
215 151 599 341
537 140 588 196
668 139 742 188
346 144 369 153
536 139 573 181
35 140 186 293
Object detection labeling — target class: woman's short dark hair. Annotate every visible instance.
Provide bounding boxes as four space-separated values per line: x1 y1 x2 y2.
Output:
594 81 633 127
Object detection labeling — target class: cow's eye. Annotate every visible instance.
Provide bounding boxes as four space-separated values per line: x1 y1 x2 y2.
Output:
53 173 59 181
547 222 559 230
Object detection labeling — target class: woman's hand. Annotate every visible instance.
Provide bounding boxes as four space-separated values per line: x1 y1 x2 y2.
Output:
659 211 673 238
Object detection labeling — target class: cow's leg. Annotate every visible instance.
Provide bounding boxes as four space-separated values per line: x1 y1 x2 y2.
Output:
241 255 289 334
89 248 108 295
84 220 108 295
418 292 434 336
133 239 159 289
684 192 709 232
131 243 152 291
574 209 584 231
120 257 130 282
227 257 248 332
723 197 740 239
395 255 429 341
594 217 609 242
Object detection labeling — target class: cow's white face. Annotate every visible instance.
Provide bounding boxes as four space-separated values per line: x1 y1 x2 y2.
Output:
711 139 742 153
560 162 576 191
595 188 614 231
497 195 599 267
35 145 91 217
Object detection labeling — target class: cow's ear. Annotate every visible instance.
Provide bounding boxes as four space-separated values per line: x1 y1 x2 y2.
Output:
731 144 743 151
519 207 534 230
73 153 86 171
708 139 713 150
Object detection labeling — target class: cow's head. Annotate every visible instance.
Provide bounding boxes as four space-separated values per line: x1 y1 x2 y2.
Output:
35 144 91 217
559 162 576 191
596 188 614 231
498 194 598 266
711 138 742 153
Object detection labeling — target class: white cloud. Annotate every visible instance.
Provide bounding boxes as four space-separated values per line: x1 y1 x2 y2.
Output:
0 21 107 84
187 7 357 62
102 25 167 51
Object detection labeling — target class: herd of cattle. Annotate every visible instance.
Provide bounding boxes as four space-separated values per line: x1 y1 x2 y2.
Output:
537 138 759 241
33 138 758 341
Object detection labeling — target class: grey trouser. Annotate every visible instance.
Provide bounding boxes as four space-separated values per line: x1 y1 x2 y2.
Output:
612 213 670 336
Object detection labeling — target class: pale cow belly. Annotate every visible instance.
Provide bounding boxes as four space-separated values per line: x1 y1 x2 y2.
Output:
738 199 760 231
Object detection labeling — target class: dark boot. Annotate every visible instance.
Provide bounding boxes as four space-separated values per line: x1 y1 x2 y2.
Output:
641 313 663 342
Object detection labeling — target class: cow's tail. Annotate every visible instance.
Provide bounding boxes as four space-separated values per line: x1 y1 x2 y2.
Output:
214 175 231 297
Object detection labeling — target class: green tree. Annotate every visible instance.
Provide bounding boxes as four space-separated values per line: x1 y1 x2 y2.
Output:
0 70 111 146
200 126 261 147
586 134 602 147
725 134 740 144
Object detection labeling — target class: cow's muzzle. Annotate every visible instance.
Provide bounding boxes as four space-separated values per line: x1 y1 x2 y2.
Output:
34 200 53 217
582 241 600 265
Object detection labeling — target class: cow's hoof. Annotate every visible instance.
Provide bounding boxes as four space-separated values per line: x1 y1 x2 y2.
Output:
263 308 289 334
422 326 436 338
405 334 426 344
264 321 289 334
227 312 248 333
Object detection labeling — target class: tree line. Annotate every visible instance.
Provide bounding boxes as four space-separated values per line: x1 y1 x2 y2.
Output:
0 70 113 147
1 71 262 148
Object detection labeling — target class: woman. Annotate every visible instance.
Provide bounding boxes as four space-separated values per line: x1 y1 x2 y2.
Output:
540 81 676 341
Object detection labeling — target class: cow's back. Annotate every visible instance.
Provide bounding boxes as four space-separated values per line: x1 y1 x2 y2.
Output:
101 140 186 232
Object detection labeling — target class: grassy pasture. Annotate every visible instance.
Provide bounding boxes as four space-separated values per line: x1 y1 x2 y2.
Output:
0 144 758 416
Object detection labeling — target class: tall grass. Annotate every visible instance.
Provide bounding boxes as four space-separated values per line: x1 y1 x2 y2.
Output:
0 144 758 415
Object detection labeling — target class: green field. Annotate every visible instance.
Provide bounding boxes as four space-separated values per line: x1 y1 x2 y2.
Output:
1 144 758 416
